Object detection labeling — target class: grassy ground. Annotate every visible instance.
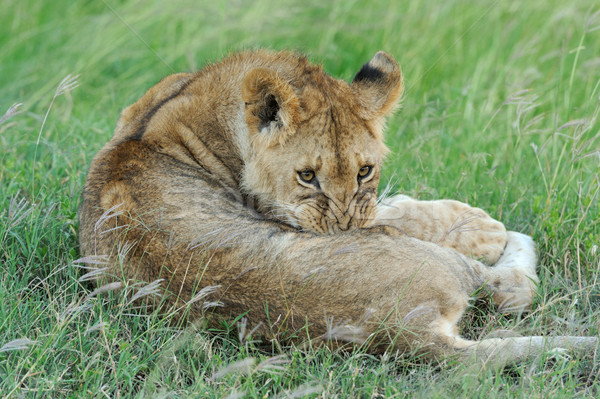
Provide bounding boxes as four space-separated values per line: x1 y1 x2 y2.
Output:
1 0 599 397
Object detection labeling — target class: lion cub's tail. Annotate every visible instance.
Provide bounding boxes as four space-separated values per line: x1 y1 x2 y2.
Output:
465 232 598 365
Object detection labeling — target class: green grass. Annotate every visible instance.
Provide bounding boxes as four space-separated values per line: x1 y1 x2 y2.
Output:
1 0 599 396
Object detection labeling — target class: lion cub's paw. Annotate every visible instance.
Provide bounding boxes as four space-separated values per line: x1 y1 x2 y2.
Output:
491 232 539 312
436 200 507 265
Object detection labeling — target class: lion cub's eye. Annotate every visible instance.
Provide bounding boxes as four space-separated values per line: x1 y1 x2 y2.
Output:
358 165 373 180
298 170 316 182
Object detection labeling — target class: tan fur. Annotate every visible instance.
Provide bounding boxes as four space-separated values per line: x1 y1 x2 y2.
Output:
79 50 597 363
376 195 507 264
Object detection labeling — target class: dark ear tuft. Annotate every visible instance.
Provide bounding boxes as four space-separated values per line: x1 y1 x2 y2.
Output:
351 51 403 121
353 62 385 83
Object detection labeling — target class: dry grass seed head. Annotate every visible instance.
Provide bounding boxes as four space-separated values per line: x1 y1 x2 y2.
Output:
128 279 164 305
0 102 22 126
0 338 39 353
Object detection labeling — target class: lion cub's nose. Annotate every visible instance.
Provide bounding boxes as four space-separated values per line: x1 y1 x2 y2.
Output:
337 215 352 231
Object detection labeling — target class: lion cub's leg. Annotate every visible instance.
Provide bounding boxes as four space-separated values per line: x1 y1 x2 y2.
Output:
466 335 599 365
429 232 559 364
375 195 507 264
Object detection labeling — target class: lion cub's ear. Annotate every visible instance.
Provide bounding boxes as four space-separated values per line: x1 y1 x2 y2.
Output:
351 51 404 122
242 68 300 147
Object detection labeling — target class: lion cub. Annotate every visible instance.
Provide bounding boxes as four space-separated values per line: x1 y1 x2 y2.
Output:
79 50 596 363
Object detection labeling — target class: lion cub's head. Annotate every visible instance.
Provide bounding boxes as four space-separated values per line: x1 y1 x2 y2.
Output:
240 51 403 234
